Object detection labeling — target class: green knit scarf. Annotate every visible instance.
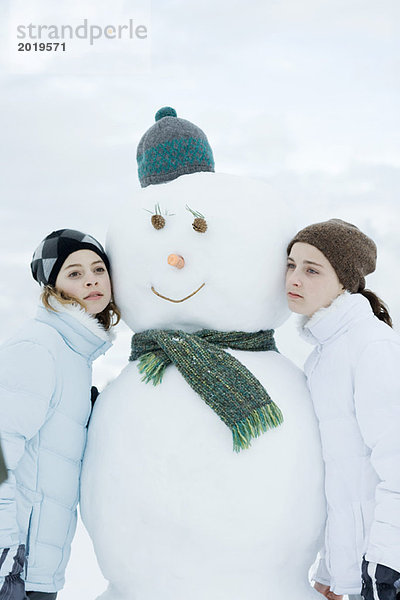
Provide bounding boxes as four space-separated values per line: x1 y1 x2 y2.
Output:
129 329 283 452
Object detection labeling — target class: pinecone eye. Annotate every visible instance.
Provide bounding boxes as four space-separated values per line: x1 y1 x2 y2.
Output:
192 217 207 233
151 214 165 230
146 203 168 230
185 204 207 234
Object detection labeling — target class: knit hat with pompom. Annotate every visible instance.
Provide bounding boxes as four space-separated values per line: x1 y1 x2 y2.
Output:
137 106 215 188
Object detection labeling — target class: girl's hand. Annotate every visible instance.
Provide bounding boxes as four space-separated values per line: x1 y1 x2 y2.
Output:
313 581 343 599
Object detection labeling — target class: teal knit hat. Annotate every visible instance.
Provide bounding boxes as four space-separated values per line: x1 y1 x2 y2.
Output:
137 106 215 188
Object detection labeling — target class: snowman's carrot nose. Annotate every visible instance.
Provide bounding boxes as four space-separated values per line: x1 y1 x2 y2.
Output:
167 254 185 269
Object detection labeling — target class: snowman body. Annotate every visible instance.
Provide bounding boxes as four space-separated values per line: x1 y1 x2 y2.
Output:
81 173 325 600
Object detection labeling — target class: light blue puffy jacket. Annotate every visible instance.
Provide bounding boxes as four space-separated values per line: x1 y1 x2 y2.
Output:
0 300 112 593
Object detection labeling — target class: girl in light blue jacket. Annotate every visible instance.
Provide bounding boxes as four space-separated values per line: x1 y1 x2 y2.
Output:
0 229 120 600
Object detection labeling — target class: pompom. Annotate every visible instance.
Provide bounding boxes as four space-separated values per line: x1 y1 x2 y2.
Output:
155 106 177 122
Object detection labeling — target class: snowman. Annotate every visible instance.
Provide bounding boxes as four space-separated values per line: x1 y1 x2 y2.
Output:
81 107 325 600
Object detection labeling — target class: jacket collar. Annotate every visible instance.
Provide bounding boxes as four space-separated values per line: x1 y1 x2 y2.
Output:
299 291 373 346
35 298 114 361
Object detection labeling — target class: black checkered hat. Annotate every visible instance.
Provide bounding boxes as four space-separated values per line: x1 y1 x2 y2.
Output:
31 229 110 287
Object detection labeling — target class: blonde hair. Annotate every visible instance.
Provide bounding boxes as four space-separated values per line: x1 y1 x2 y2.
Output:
41 286 121 330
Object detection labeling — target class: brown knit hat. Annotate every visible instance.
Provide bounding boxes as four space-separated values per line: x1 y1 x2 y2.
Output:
287 219 377 293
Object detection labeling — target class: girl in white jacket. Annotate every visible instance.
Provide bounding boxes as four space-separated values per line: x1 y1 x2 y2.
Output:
285 219 400 600
0 229 120 600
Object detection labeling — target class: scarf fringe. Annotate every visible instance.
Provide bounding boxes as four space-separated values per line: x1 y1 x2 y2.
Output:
138 352 167 385
232 403 283 452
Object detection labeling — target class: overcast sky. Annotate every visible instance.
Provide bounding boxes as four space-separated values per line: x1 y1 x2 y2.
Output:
0 0 399 337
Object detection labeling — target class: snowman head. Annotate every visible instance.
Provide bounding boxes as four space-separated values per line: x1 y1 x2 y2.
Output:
107 170 293 333
108 108 293 333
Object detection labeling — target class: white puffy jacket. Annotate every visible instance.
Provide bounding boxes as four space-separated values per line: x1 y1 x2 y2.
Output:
301 292 400 596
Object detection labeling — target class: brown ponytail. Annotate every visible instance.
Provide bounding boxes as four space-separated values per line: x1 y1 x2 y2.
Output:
359 289 393 328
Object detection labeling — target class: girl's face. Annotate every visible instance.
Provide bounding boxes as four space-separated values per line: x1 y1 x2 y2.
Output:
286 242 344 317
55 249 112 315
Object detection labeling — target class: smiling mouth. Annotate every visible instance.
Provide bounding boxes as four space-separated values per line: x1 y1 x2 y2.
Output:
151 283 205 303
